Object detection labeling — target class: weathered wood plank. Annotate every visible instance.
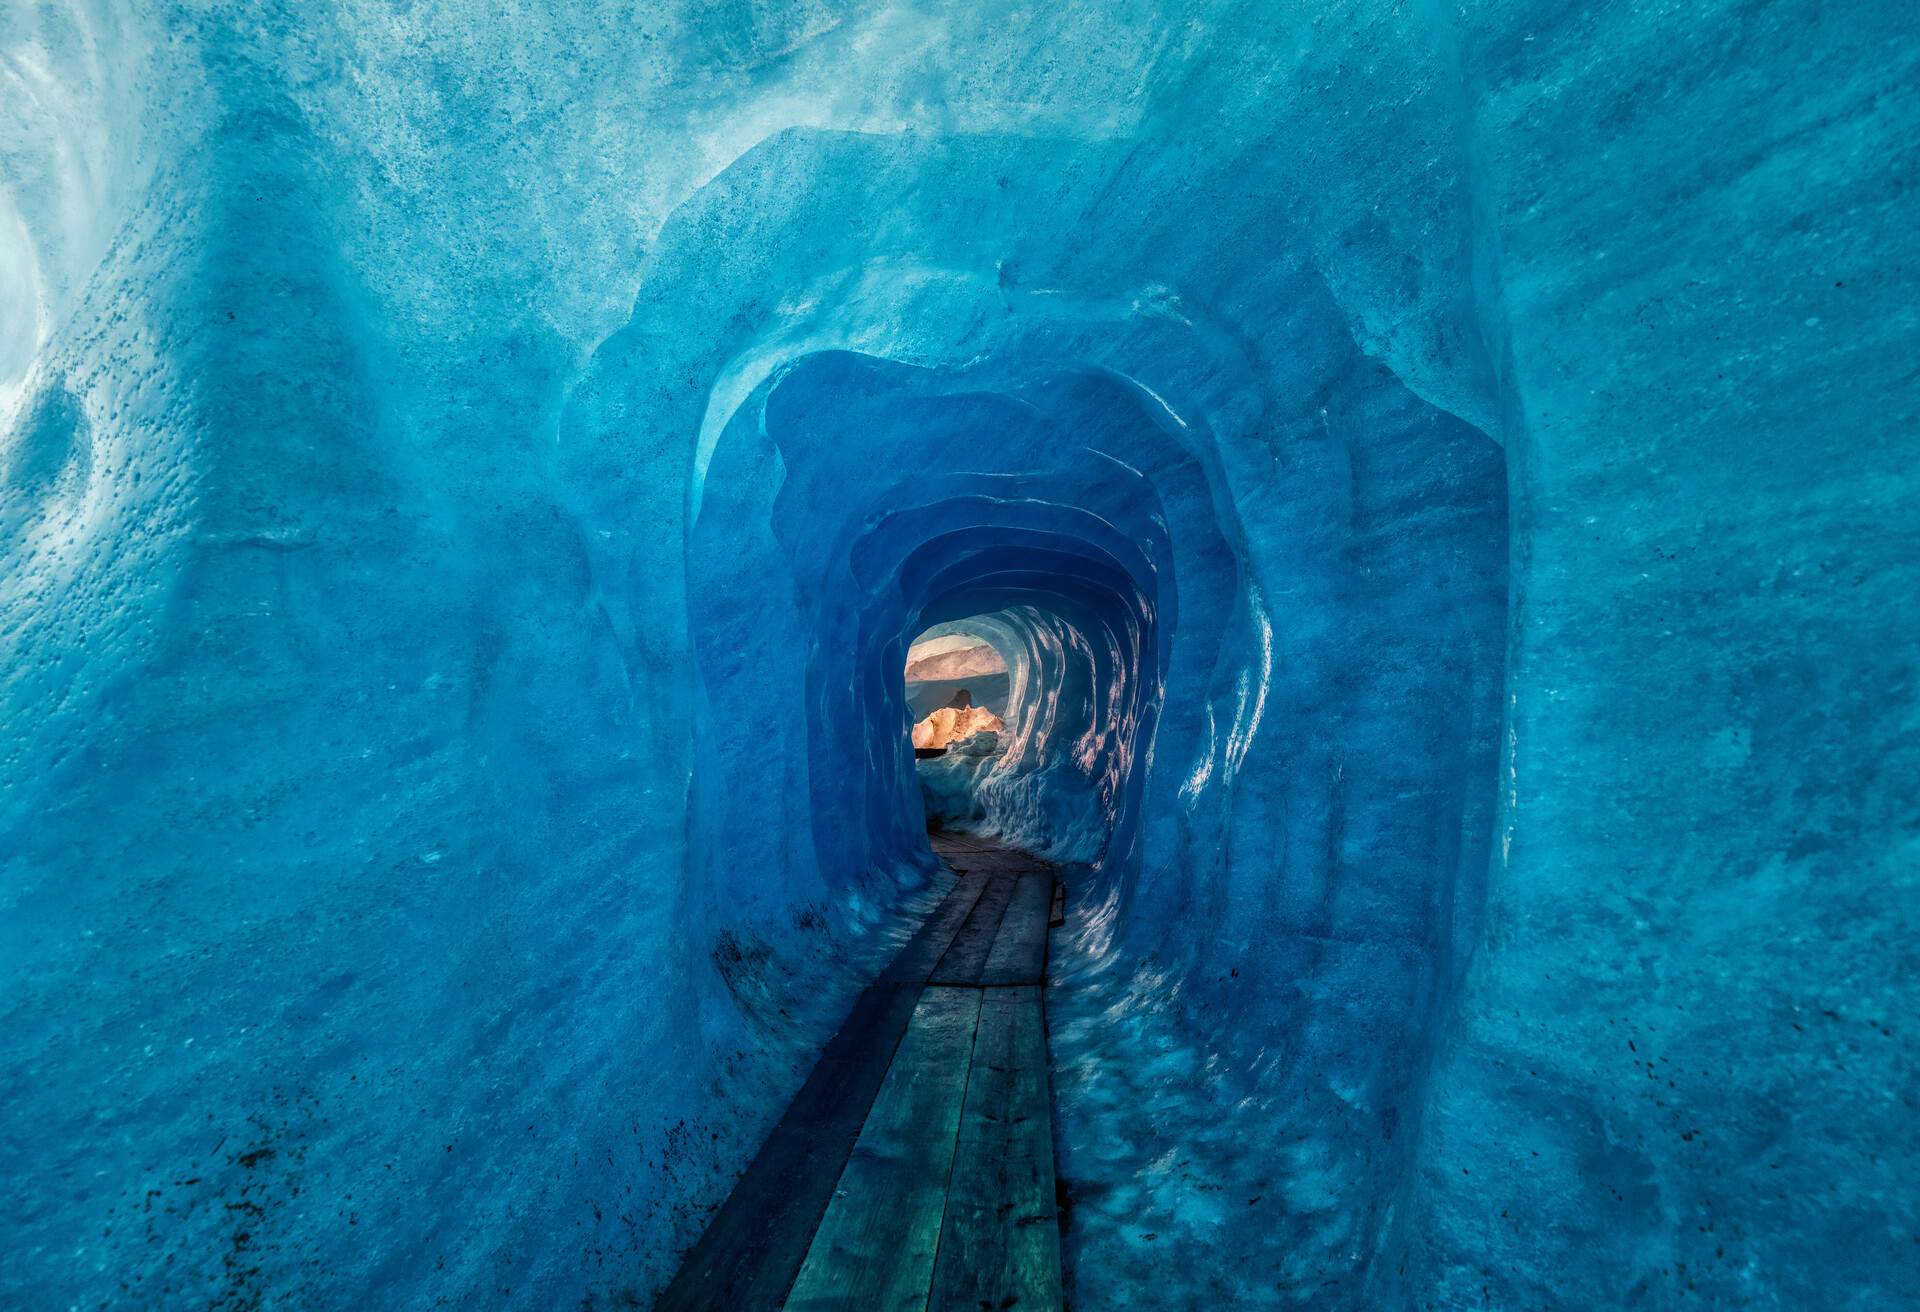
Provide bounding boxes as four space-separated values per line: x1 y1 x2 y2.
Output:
887 877 990 986
785 987 985 1312
929 986 1062 1312
978 873 1053 987
931 835 1040 879
655 877 987 1312
927 875 1017 986
657 836 1066 1312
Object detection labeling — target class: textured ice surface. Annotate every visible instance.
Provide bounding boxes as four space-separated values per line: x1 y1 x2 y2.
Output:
2 2 1916 1309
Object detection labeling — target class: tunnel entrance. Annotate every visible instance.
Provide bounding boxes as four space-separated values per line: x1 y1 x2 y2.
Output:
905 622 1014 821
906 627 1009 758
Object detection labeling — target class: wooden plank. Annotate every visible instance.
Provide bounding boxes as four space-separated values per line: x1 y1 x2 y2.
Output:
932 836 1042 880
786 987 984 1312
929 986 1062 1312
655 877 987 1312
886 877 990 986
927 875 1017 986
978 873 1052 987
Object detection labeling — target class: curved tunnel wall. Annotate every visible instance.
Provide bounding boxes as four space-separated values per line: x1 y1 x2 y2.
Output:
678 322 1508 1302
686 352 1188 908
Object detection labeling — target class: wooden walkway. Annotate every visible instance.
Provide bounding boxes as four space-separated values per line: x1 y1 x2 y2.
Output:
657 833 1063 1312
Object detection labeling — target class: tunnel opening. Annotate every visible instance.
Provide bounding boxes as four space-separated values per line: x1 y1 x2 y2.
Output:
905 629 1010 720
905 604 1121 852
905 624 1009 761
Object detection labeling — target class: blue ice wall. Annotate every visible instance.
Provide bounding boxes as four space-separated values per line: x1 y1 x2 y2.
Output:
3 2 1915 1309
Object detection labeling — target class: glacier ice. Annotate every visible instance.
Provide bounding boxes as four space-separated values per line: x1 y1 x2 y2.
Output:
2 1 1915 1309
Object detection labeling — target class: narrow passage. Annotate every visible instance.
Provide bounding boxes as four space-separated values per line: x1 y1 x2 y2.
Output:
658 834 1064 1311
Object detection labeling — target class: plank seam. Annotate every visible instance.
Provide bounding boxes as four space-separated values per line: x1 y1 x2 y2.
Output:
919 985 992 1311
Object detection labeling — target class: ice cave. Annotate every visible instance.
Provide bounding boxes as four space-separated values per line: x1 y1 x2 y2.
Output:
2 3 1915 1309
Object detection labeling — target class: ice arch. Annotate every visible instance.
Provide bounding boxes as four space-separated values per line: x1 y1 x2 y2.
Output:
606 160 1512 1293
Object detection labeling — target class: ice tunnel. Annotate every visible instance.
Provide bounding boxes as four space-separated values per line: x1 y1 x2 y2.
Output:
3 3 1916 1310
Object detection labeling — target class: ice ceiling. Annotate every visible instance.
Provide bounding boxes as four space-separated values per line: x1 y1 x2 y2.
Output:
2 2 1915 1309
